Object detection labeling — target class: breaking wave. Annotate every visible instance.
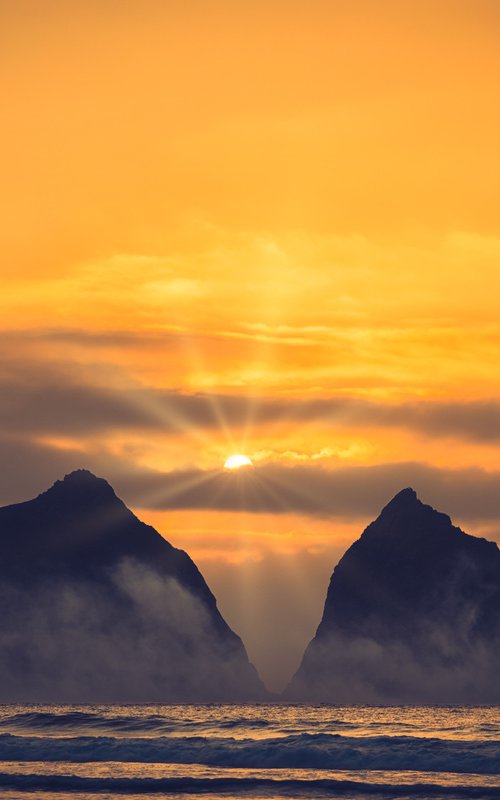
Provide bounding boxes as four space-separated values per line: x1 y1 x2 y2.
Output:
2 771 500 797
0 731 499 774
0 705 498 798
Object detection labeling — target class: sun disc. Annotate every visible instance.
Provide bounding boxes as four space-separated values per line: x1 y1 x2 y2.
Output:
224 454 253 470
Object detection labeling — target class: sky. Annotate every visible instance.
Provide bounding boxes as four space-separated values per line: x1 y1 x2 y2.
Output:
1 0 500 691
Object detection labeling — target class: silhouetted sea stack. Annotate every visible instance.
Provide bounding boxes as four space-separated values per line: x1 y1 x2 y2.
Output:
0 470 266 702
288 488 500 703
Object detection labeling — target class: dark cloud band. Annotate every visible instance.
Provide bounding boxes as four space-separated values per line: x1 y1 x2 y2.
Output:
1 357 500 443
2 432 500 530
115 460 500 526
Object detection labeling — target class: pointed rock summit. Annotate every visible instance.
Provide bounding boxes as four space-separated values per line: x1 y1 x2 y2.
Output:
0 470 266 703
289 489 500 703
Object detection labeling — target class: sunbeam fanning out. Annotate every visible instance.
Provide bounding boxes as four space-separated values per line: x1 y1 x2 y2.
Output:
224 454 253 470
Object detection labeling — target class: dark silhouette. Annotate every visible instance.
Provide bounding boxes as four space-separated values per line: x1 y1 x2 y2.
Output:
289 488 500 703
0 470 265 702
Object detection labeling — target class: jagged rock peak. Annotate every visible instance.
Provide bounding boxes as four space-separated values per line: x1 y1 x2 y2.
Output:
61 468 101 482
288 488 500 703
55 468 110 488
40 469 117 501
384 486 418 507
0 470 266 702
364 486 455 540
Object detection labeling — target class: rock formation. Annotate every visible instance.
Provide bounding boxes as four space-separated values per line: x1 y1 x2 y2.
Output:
289 488 500 703
0 470 265 702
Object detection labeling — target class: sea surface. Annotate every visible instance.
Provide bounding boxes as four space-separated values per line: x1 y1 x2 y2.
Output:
0 704 499 800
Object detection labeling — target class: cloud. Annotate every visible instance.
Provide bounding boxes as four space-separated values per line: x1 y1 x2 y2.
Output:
0 374 153 437
114 460 500 525
0 437 88 505
2 430 500 528
2 351 500 444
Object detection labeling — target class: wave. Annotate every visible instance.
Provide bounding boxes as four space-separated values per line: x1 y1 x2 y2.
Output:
0 710 273 736
0 732 499 774
1 708 497 741
0 711 179 736
0 771 500 797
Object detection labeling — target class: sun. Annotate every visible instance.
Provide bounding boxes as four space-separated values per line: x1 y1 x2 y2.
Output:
224 454 253 470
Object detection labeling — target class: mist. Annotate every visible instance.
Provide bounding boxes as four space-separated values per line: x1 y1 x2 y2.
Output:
288 623 500 704
0 558 263 703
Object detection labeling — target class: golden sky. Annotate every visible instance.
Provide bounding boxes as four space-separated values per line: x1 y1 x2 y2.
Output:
2 0 500 689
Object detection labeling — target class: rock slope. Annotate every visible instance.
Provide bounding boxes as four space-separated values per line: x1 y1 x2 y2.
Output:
289 488 500 703
0 470 265 702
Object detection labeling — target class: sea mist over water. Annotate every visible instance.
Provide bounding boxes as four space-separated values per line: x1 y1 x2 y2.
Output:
289 627 500 704
0 559 260 703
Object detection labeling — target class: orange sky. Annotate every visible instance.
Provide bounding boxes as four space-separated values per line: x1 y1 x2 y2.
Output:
1 0 500 689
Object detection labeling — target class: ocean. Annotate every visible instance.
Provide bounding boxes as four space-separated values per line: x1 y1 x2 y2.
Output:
0 704 499 799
